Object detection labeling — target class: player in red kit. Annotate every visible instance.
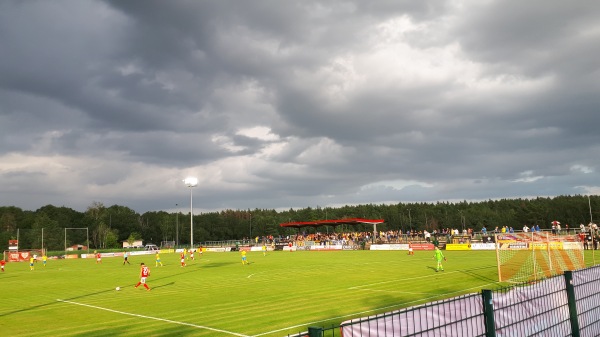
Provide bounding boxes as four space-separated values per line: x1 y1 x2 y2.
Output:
180 251 186 267
0 259 5 272
134 263 151 291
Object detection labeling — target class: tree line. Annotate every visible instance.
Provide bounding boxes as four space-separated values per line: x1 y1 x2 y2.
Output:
0 195 597 251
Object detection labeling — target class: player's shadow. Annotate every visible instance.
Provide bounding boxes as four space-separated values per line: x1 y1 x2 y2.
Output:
150 263 207 282
426 266 438 272
0 274 19 280
151 281 175 290
0 288 114 318
1 280 179 318
459 266 498 283
201 262 233 268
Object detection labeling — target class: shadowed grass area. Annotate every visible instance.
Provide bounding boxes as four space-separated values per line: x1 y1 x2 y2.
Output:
1 249 597 336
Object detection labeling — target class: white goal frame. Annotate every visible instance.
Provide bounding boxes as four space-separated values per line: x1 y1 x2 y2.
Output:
495 231 584 283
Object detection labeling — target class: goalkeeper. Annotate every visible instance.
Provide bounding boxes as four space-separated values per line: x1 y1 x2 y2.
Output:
433 246 446 272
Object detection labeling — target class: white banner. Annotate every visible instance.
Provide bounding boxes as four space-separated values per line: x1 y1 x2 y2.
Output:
310 245 343 251
129 251 155 256
563 242 583 250
251 246 274 252
470 243 496 250
205 247 229 252
369 244 408 251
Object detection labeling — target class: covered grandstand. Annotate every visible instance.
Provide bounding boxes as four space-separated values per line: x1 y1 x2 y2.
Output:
279 217 384 231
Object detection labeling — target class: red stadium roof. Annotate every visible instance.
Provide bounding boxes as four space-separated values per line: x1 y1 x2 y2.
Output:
279 218 384 229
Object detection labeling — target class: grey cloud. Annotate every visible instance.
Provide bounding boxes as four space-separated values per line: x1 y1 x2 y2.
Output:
1 0 599 213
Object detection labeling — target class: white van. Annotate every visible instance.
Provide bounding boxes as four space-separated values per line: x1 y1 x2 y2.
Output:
144 244 159 251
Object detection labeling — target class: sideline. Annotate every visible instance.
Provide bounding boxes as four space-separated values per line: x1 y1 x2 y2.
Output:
56 299 248 337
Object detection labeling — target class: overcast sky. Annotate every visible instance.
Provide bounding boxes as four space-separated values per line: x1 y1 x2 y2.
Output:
1 0 599 214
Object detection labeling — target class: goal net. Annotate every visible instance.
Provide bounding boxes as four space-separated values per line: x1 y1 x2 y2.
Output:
495 232 584 283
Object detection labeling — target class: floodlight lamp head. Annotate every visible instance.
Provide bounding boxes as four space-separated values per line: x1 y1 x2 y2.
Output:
183 177 198 187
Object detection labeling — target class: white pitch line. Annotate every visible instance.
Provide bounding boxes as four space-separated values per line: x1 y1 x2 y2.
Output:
351 288 437 295
253 281 499 337
57 299 248 337
348 272 457 289
348 265 494 289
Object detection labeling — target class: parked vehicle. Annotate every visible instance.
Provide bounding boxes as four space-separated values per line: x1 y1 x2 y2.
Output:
144 244 159 251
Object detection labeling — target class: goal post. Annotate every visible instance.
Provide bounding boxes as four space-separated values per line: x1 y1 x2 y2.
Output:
496 231 584 283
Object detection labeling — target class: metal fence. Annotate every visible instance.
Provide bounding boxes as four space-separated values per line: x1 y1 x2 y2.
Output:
203 240 250 247
573 265 600 336
289 265 600 337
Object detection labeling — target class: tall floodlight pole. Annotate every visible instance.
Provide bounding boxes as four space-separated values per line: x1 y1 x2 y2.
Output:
183 177 198 248
175 203 179 248
588 195 593 224
589 195 596 265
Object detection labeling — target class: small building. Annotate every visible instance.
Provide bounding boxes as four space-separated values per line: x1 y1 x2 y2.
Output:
122 240 143 248
66 244 88 251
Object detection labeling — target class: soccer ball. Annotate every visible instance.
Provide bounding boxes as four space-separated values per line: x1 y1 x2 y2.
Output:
116 287 120 291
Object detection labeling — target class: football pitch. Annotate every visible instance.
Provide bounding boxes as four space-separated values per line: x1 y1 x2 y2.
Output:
2 249 592 337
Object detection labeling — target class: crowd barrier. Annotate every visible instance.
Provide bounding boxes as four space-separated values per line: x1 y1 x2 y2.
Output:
289 265 600 337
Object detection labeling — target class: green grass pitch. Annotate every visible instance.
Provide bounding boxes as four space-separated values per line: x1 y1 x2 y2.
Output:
2 249 596 336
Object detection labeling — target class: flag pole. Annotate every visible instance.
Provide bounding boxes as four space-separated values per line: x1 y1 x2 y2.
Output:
589 195 593 223
588 195 598 266
589 195 595 265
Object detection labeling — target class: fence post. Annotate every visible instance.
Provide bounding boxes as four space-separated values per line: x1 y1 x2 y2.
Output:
564 271 580 337
482 289 496 337
307 326 323 337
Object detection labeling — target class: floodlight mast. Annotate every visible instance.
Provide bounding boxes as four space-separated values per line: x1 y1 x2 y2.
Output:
183 177 198 248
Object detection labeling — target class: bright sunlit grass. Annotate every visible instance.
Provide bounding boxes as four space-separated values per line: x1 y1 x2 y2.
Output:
3 249 596 336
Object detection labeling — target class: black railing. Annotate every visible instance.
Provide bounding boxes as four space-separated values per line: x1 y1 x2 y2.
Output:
288 265 600 337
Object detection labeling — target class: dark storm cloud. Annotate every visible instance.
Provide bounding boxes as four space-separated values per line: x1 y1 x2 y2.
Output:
0 0 599 213
454 1 600 72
